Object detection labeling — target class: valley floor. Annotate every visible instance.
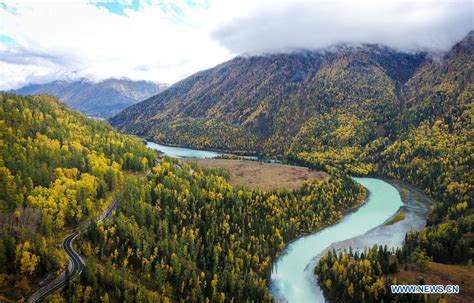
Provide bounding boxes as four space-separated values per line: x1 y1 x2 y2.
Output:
182 158 326 191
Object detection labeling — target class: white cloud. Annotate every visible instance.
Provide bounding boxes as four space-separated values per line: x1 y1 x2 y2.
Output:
0 0 232 89
0 0 472 90
212 0 473 54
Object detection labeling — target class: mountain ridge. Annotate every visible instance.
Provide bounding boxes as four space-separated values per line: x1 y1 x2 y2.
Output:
109 43 430 154
12 78 168 119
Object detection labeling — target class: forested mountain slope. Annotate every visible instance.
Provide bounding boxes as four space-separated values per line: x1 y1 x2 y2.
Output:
0 93 367 302
109 45 426 154
13 78 167 119
110 31 473 301
0 94 155 300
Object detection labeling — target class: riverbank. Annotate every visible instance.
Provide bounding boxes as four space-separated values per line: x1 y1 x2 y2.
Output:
146 141 221 159
143 137 261 157
270 178 411 302
305 179 432 302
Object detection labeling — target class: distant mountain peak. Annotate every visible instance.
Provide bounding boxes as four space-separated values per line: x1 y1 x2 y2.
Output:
13 77 168 118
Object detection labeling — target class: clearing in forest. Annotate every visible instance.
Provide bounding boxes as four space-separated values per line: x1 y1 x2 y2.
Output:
183 158 327 191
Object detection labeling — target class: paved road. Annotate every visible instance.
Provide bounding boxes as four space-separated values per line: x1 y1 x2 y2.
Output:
28 198 119 303
27 232 83 303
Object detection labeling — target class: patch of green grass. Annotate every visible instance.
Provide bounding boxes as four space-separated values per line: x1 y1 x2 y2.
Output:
385 211 406 225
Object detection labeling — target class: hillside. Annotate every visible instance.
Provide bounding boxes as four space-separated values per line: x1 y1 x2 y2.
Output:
110 45 426 155
13 78 168 118
0 93 156 300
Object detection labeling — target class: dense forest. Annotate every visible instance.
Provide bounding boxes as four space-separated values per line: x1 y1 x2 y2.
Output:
55 157 365 302
111 31 473 301
0 94 155 300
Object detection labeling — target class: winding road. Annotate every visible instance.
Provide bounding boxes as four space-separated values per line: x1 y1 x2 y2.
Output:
28 197 120 303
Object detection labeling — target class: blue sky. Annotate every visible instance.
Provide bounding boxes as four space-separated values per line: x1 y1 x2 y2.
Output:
94 0 141 16
0 0 472 90
0 34 15 44
93 0 208 16
92 0 209 25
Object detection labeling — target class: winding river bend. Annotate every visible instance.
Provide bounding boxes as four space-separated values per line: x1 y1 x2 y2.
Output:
270 179 431 302
146 142 431 303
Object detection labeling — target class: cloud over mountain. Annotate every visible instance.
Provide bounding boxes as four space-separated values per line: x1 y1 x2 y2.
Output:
212 0 473 54
1 0 472 90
